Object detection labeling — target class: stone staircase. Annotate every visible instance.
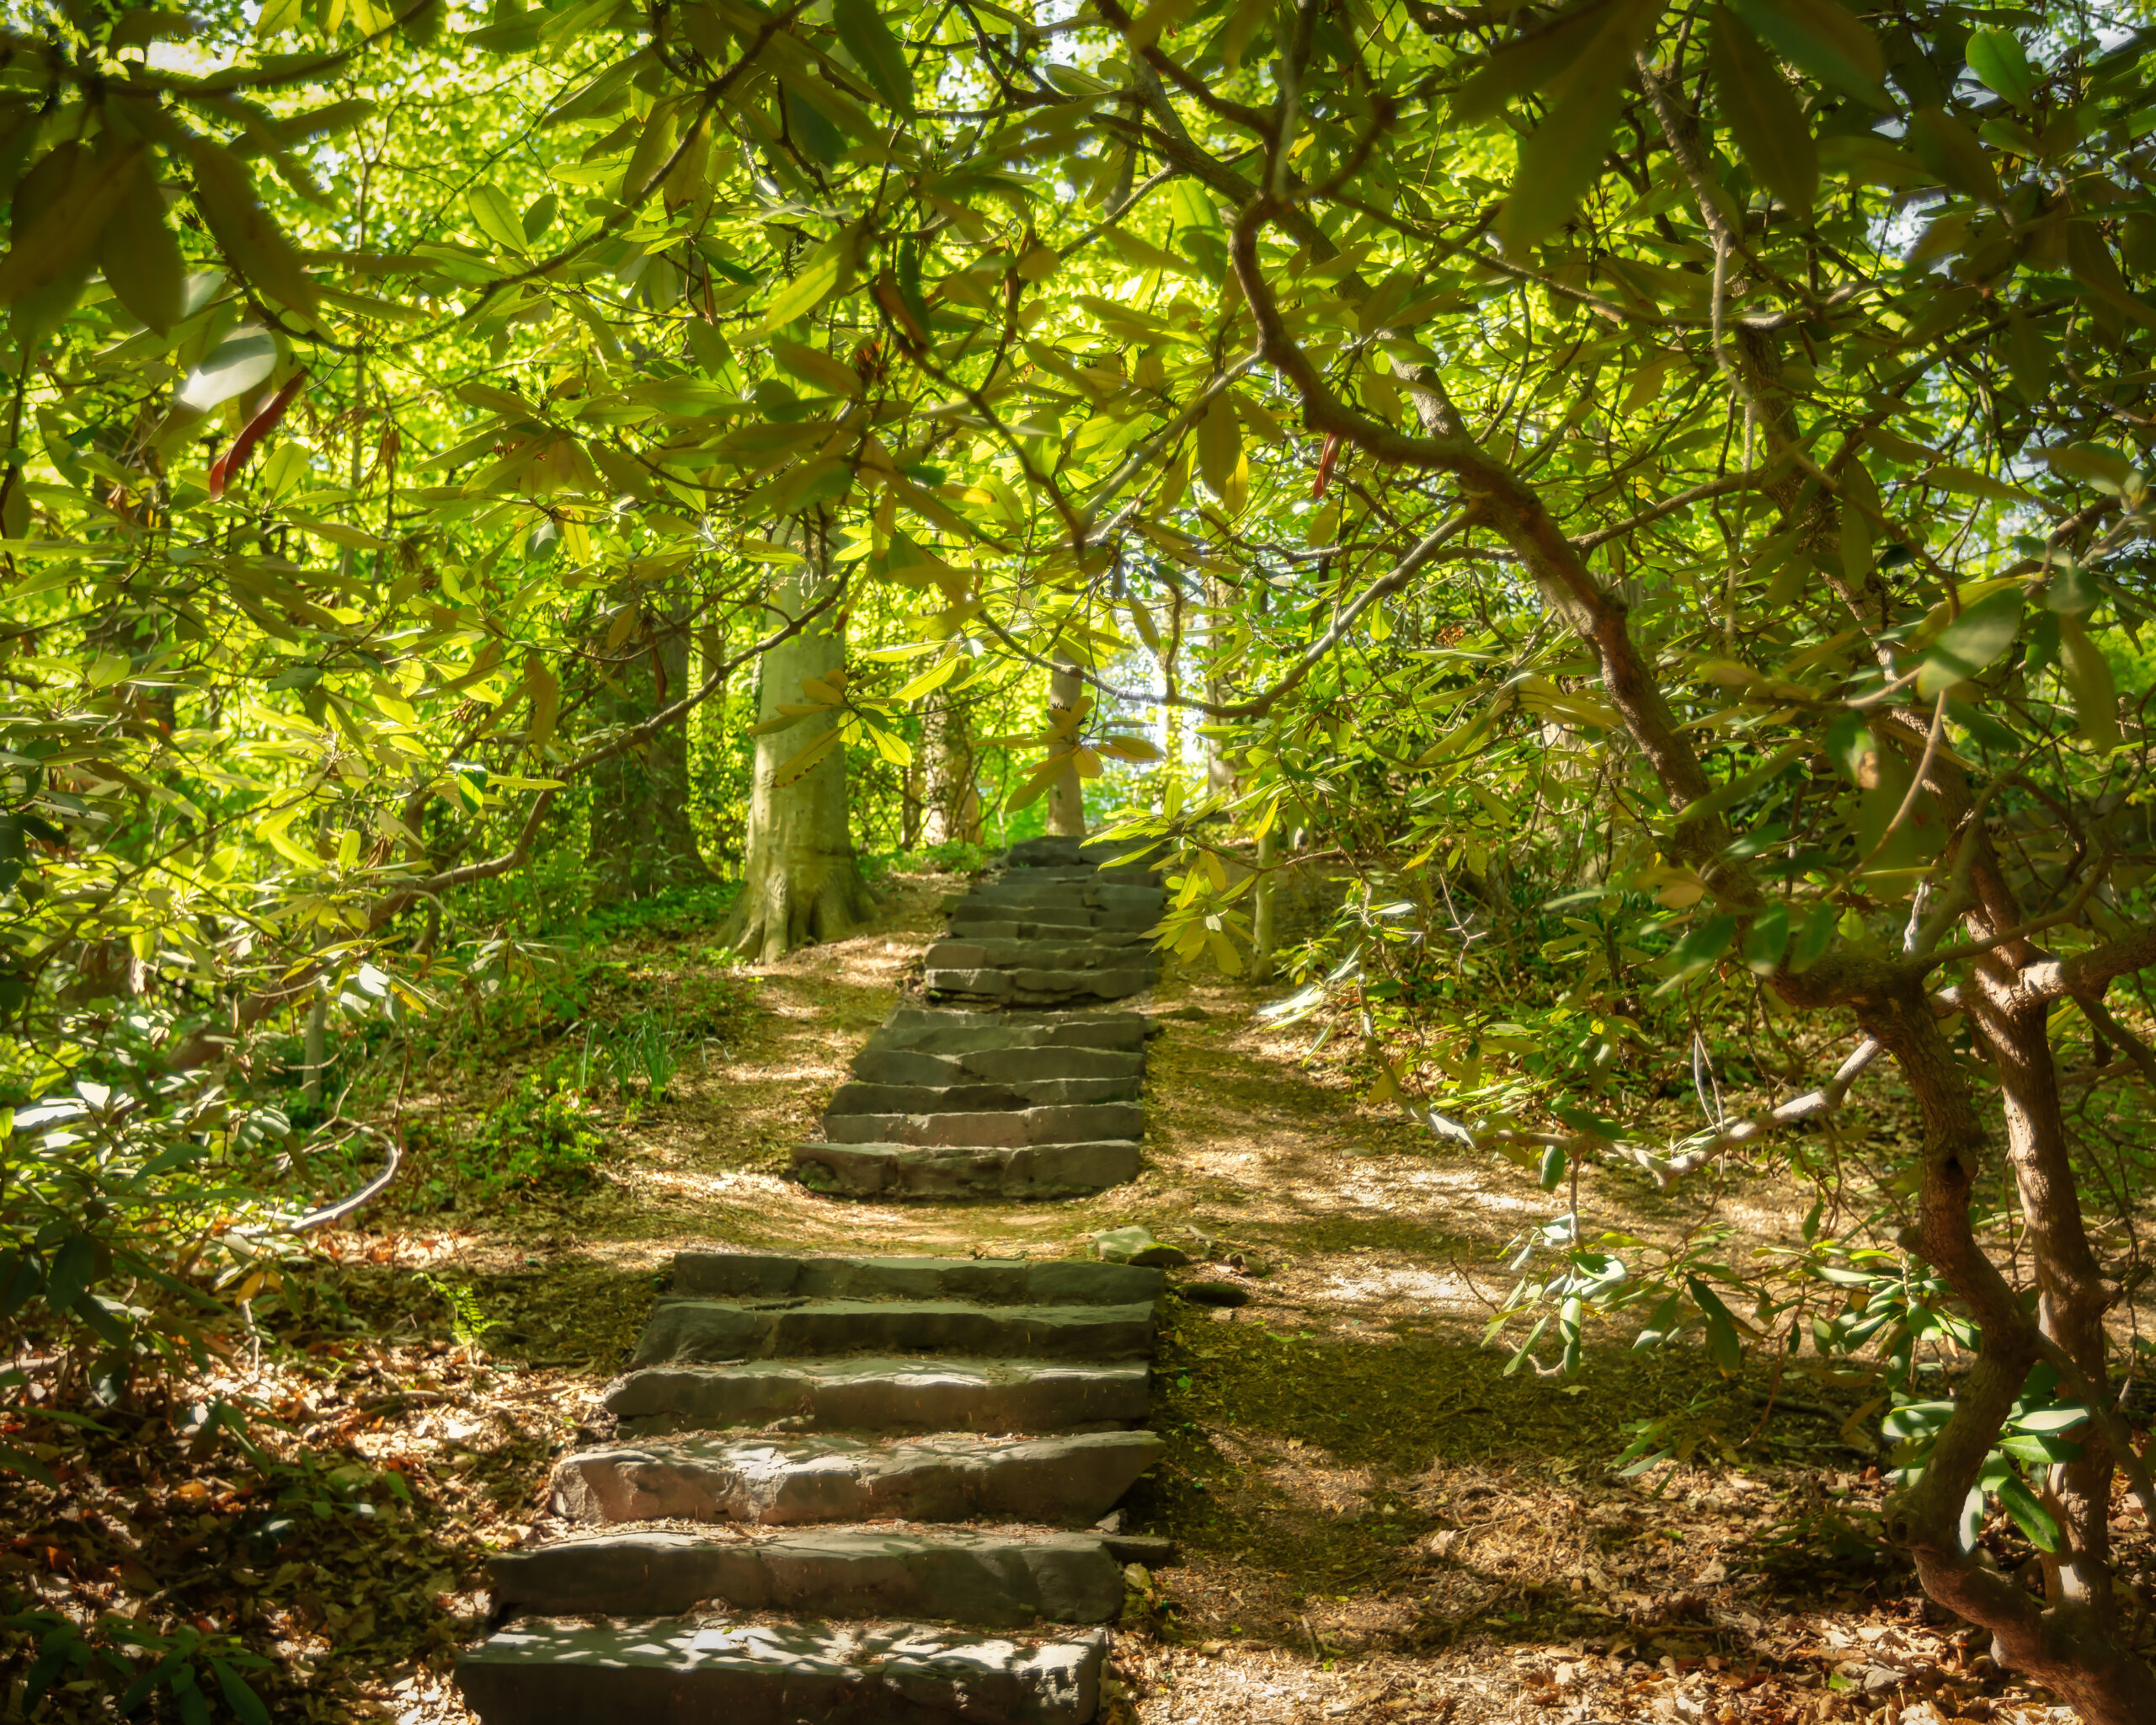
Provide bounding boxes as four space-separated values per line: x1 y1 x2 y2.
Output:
454 838 1173 1722
793 836 1163 1202
921 836 1164 1007
456 1252 1166 1723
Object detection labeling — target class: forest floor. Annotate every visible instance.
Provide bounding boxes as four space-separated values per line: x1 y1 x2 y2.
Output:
4 868 2144 1723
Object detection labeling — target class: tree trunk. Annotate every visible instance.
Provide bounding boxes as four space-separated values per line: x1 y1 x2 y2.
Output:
587 598 711 905
923 689 980 845
724 568 873 962
1251 823 1278 981
1048 661 1086 838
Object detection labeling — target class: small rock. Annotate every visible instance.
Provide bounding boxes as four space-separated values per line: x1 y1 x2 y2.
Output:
1094 1226 1191 1268
1093 1509 1123 1534
1154 1006 1209 1023
1177 1281 1251 1309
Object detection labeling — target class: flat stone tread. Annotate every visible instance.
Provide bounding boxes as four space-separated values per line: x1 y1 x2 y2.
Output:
457 1619 1106 1725
819 1101 1144 1149
606 1355 1152 1434
925 939 1147 965
827 1076 1139 1116
850 1049 1145 1086
670 1252 1161 1306
488 1528 1123 1626
552 1429 1165 1528
792 1140 1143 1201
864 1020 1148 1055
631 1298 1155 1368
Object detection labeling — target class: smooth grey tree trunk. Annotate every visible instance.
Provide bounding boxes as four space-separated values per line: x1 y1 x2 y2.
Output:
725 568 873 961
1048 661 1086 837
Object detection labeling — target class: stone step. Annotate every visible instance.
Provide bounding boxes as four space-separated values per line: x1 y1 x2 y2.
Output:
828 1075 1138 1114
865 1017 1149 1058
1095 884 1166 914
820 1101 1145 1149
794 1140 1143 1201
922 968 1155 1003
958 1044 1145 1081
830 1080 1031 1114
943 917 1094 942
489 1528 1123 1626
963 879 1097 904
925 940 1143 970
552 1429 1165 1527
457 1619 1106 1725
606 1355 1150 1434
1003 834 1132 863
669 1252 1161 1307
631 1299 1155 1367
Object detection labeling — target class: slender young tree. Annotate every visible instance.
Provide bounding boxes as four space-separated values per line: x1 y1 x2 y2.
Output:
726 537 873 961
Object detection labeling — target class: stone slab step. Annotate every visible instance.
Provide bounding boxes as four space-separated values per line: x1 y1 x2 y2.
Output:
923 968 1155 1002
457 1620 1105 1725
865 1012 1148 1056
668 1252 1161 1307
819 1102 1145 1149
606 1356 1150 1434
1005 832 1157 867
849 1045 1145 1087
925 940 1143 970
944 917 1099 941
631 1299 1155 1367
962 882 1097 908
489 1529 1123 1626
829 1076 1138 1115
552 1429 1165 1527
793 1140 1143 1201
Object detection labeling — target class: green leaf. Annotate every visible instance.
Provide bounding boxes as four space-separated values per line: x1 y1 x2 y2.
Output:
2043 442 2135 492
1538 1143 1567 1189
2001 310 2052 401
2042 563 2100 617
1965 29 2038 108
1707 7 1817 216
1742 900 1788 975
45 1234 95 1311
1452 0 1636 125
1994 1471 2063 1552
183 136 318 318
465 184 528 252
1917 587 2022 697
2057 616 2119 750
1494 2 1658 253
1662 913 1737 982
96 153 187 334
1907 107 2000 205
1791 900 1838 969
1726 0 1893 110
175 328 279 414
833 0 915 115
1549 1100 1626 1141
1196 393 1242 509
758 234 854 334
0 142 142 339
2067 222 2156 330
210 1659 273 1725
